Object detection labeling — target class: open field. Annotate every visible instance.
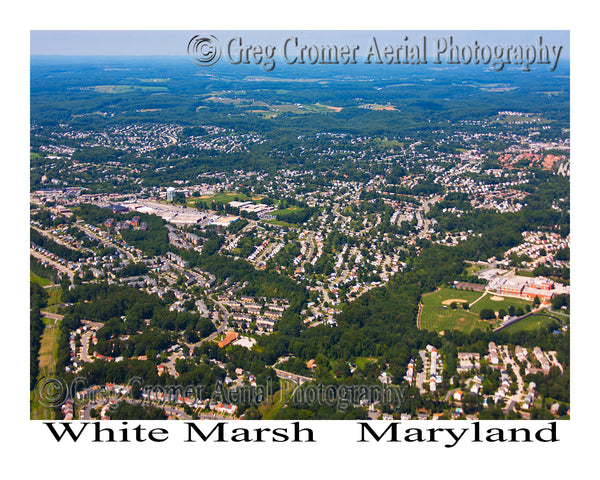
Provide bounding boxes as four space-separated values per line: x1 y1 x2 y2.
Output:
420 306 487 334
548 310 570 323
274 206 301 215
201 94 344 118
373 138 404 148
354 356 378 370
361 103 397 111
259 379 296 420
422 287 482 306
247 102 344 118
515 269 535 277
469 294 532 316
420 287 488 333
266 219 294 228
502 314 561 333
31 317 61 420
94 85 168 94
465 262 489 275
38 318 59 376
496 114 542 123
30 392 54 420
30 271 53 287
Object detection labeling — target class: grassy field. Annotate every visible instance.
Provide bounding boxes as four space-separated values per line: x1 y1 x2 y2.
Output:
547 310 570 324
422 287 483 307
46 286 63 305
94 85 168 94
360 103 398 111
465 262 489 275
420 287 489 333
246 102 344 118
38 318 59 377
266 219 295 228
373 138 404 148
30 271 53 287
420 306 487 333
30 392 55 420
495 114 544 124
31 317 61 420
502 314 561 333
274 206 302 215
469 294 532 316
259 379 296 419
354 356 378 370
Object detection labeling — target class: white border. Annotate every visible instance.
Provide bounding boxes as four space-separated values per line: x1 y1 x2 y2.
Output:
6 1 597 477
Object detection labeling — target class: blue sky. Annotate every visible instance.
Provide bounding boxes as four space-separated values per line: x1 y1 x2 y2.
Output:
30 30 569 57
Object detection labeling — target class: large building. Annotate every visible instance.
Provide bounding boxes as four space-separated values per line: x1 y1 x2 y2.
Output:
487 273 569 301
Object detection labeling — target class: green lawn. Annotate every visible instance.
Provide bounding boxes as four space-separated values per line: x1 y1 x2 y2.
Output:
259 379 296 419
548 310 570 324
465 263 489 275
502 314 561 333
266 218 300 228
420 306 486 334
420 290 534 333
274 206 301 215
421 287 483 307
46 286 63 307
469 294 532 316
420 287 489 333
94 85 168 94
515 269 535 278
30 392 55 420
31 317 61 420
30 271 53 287
38 319 59 377
354 356 378 370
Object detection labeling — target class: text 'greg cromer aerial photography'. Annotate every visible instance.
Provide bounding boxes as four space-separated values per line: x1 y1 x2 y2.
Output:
30 31 570 422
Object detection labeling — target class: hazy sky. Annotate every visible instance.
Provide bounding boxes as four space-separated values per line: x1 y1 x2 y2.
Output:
30 30 569 57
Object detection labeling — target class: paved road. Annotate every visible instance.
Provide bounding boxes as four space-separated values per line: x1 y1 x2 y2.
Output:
187 320 227 351
75 223 136 261
163 351 184 378
30 249 75 280
80 321 104 363
500 345 525 412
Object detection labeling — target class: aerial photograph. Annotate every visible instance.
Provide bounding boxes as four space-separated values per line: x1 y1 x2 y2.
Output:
29 30 571 422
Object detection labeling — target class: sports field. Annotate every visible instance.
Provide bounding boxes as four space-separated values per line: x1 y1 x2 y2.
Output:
502 313 563 333
469 294 532 316
419 287 488 333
